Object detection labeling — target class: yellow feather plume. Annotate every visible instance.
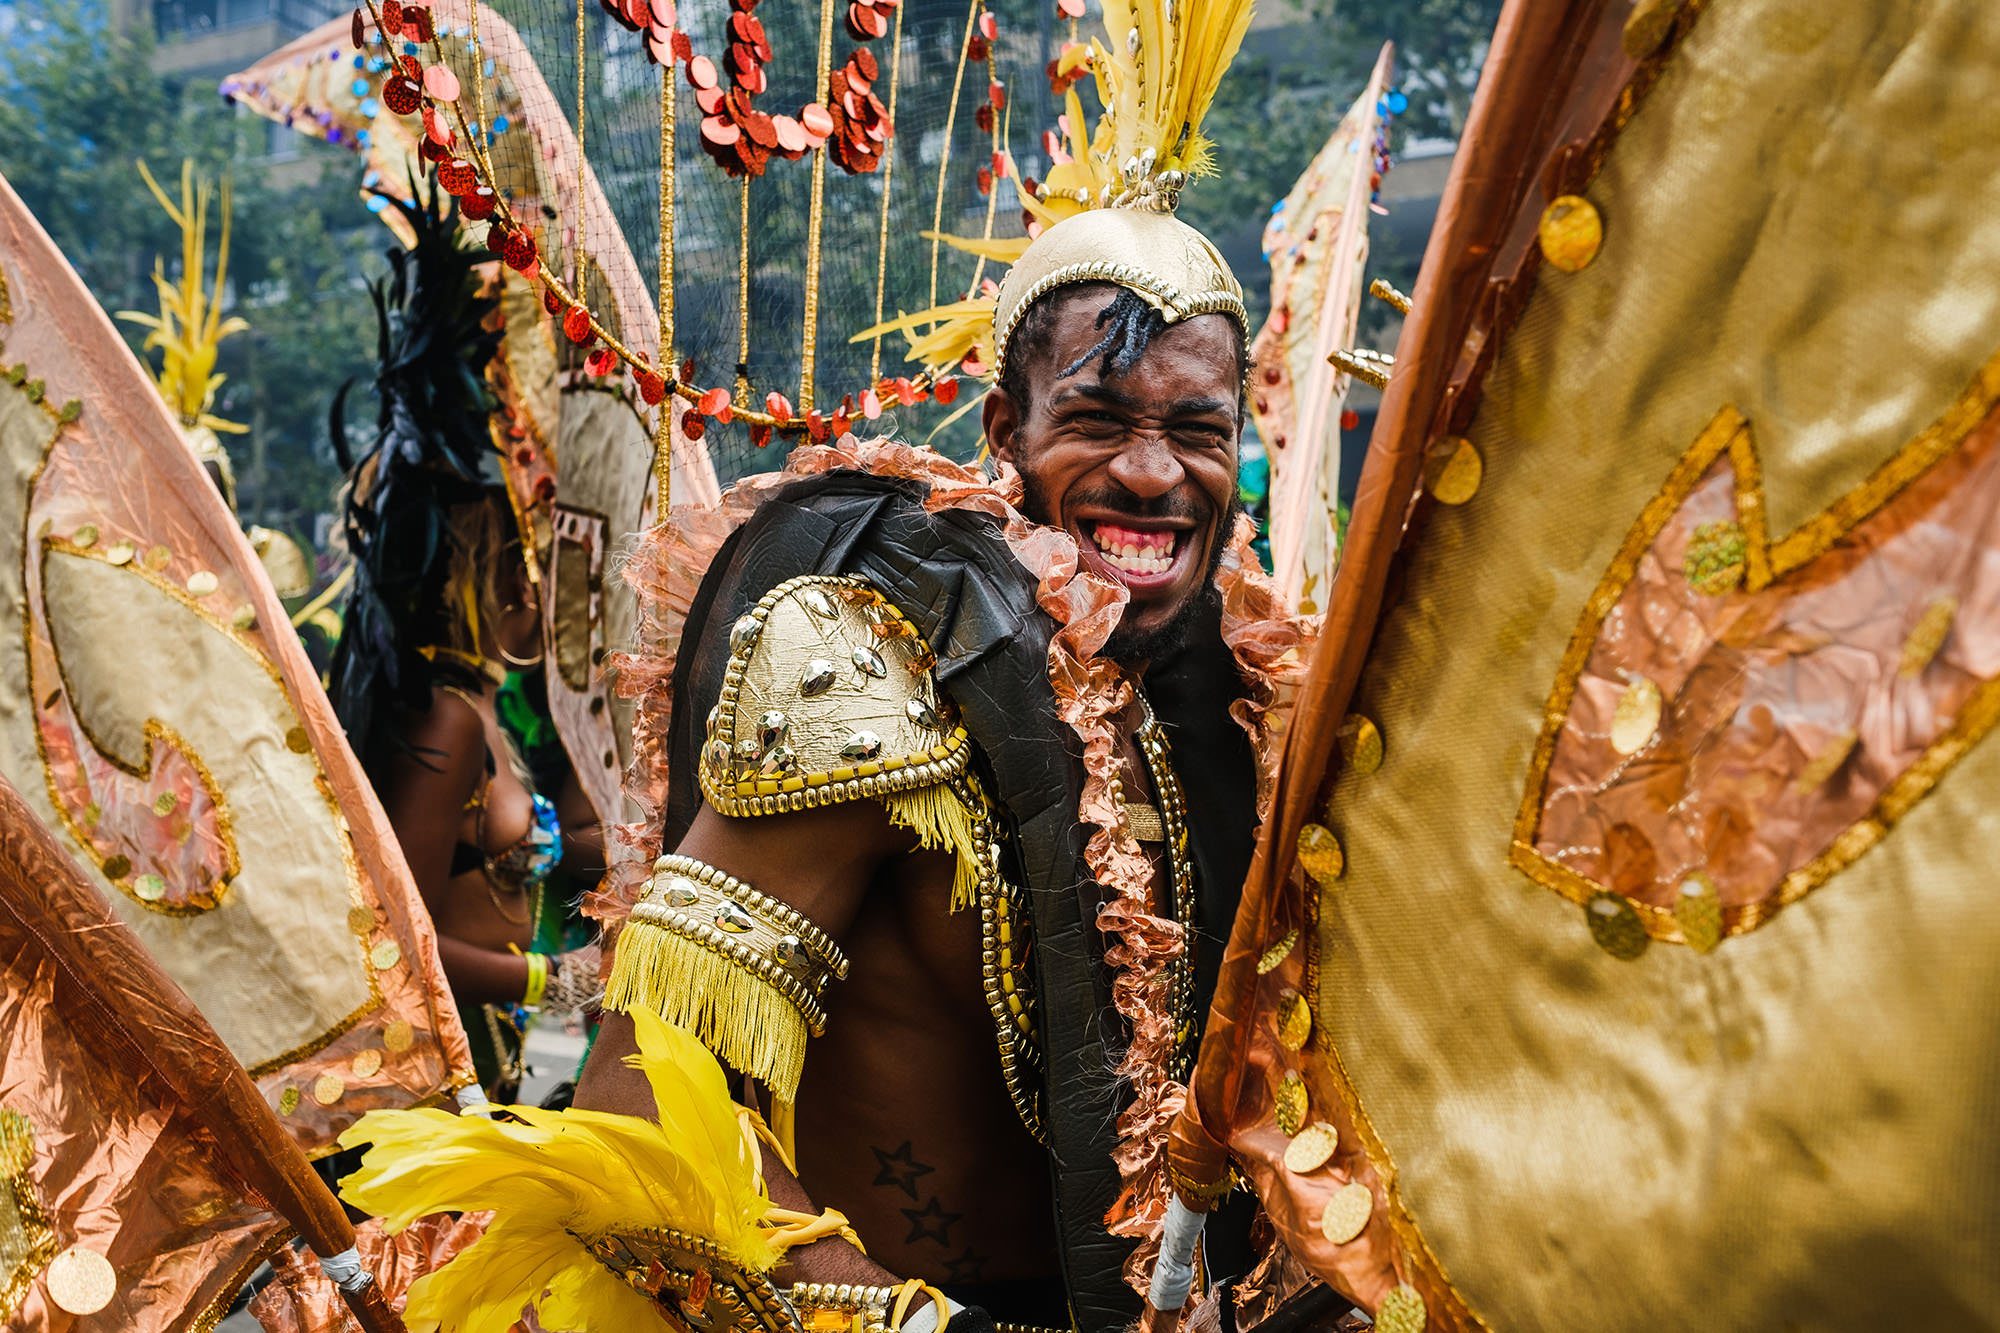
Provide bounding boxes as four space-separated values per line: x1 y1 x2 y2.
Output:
115 159 250 437
859 0 1254 377
336 1010 782 1333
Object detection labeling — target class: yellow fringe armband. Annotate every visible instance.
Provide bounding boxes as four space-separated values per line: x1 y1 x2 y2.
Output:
606 855 849 1106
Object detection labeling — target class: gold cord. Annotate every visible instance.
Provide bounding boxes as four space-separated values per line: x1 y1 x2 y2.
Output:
654 60 676 518
738 173 753 396
797 0 838 412
574 0 588 285
927 0 983 315
867 0 907 383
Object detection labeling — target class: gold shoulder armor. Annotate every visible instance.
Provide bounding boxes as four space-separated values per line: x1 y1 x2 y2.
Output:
698 574 971 816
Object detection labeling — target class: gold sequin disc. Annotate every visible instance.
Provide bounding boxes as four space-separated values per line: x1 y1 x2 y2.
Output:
1337 714 1383 775
383 1020 415 1053
71 523 99 548
1586 892 1650 961
1319 1180 1374 1244
1683 520 1747 596
46 1245 117 1315
1674 873 1723 954
102 854 131 880
1256 928 1299 975
133 873 166 902
104 540 135 566
1899 595 1956 678
1276 989 1313 1052
285 726 313 754
348 904 375 935
1425 437 1483 505
278 1086 301 1115
143 544 171 571
352 1048 384 1079
1282 1120 1338 1175
151 791 179 817
1538 195 1604 272
1610 677 1663 755
313 1073 346 1106
369 939 402 970
1296 823 1345 889
1375 1284 1428 1333
1274 1070 1308 1137
186 570 219 597
230 604 257 630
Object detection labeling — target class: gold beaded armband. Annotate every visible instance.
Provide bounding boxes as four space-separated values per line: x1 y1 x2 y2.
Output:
605 854 849 1103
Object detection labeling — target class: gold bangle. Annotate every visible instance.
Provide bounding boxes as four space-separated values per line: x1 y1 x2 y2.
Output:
522 951 549 1007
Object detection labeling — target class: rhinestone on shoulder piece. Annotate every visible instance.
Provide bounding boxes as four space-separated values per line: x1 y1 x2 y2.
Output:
759 744 796 776
773 934 809 967
906 698 941 730
801 659 838 697
714 901 755 934
851 646 887 679
730 614 762 656
663 876 701 908
802 588 837 619
759 710 790 748
841 731 883 761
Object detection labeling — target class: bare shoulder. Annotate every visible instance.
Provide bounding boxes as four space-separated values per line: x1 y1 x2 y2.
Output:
378 685 488 789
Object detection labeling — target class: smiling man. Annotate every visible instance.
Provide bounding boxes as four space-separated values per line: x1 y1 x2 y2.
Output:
566 201 1277 1333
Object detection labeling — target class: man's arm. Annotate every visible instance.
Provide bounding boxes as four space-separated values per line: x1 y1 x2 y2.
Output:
575 795 919 1286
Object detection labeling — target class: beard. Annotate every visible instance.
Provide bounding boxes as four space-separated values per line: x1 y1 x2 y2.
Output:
1017 468 1241 665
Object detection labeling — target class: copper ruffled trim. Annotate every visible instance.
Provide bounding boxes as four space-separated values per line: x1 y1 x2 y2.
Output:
601 439 1306 1284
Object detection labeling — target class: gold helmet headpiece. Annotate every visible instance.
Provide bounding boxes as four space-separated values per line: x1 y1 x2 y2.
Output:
856 0 1255 382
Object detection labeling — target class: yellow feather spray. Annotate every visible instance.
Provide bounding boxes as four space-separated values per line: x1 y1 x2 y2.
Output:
336 1010 781 1333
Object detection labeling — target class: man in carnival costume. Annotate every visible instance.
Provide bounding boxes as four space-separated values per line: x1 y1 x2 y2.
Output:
332 0 1304 1328
576 0 1295 1323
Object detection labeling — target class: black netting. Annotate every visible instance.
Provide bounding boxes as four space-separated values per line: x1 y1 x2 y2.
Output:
478 0 1079 484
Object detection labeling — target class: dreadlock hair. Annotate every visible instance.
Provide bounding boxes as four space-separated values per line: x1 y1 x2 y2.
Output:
326 175 506 767
997 282 1250 411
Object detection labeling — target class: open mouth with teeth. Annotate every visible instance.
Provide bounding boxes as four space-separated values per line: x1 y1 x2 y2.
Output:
1077 518 1196 592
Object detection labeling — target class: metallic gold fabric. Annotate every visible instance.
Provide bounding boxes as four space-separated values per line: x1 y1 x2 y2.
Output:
0 169 473 1158
992 210 1247 379
698 574 971 815
1315 1 2000 1326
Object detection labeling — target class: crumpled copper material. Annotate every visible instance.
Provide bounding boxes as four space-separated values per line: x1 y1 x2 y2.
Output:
602 437 1307 1288
250 1213 492 1333
1525 400 2000 937
0 166 473 1158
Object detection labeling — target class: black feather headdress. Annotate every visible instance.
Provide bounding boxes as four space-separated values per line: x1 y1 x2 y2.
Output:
327 176 504 763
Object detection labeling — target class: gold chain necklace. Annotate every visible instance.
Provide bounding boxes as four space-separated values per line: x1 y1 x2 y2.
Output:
1131 691 1199 1080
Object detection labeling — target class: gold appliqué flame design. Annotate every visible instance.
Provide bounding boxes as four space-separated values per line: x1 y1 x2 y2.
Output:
1512 353 2000 946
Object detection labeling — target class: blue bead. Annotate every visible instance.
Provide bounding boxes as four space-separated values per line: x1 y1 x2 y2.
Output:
1386 91 1409 114
351 78 370 96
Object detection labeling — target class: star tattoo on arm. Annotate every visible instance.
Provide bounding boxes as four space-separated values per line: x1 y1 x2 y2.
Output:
900 1197 963 1247
871 1142 935 1200
943 1249 988 1283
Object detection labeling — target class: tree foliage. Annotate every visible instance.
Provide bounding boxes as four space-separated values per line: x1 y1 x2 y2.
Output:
0 1 381 541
